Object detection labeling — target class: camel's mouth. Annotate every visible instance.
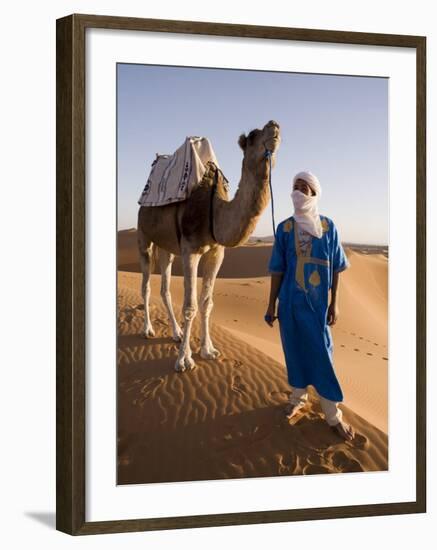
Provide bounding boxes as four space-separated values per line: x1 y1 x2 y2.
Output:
264 120 280 137
264 134 281 152
264 125 281 145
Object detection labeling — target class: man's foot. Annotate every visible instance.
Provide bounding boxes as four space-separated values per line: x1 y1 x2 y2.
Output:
284 402 305 423
332 420 355 441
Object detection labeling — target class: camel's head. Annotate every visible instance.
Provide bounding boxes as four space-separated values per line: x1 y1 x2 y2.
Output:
238 120 281 166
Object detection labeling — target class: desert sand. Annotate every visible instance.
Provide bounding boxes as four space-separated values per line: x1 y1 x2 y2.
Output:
117 231 388 484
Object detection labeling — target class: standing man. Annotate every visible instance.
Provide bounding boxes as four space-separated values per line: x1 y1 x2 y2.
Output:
265 171 354 441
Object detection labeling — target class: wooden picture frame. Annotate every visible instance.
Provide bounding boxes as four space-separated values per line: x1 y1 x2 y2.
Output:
56 13 426 535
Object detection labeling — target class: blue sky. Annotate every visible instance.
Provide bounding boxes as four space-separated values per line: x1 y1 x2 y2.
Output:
117 63 388 245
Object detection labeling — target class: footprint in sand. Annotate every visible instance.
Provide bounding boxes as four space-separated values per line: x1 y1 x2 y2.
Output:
328 450 364 473
354 348 360 352
231 375 247 396
366 352 373 356
216 423 272 453
382 357 388 361
340 344 346 348
346 433 369 451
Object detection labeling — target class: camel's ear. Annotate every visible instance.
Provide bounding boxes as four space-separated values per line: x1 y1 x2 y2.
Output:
238 134 247 151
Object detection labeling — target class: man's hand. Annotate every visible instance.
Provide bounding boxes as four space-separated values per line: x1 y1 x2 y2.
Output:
327 302 339 326
264 305 277 327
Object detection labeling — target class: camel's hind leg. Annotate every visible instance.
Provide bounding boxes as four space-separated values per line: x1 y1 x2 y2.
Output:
199 246 224 359
138 233 155 338
158 249 183 342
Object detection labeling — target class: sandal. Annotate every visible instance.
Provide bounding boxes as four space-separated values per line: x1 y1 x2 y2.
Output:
284 402 305 422
332 420 355 441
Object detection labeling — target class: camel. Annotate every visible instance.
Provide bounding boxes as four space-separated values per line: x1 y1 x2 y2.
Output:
137 120 281 372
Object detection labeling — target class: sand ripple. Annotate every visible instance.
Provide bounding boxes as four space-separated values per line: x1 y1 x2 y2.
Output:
117 279 388 485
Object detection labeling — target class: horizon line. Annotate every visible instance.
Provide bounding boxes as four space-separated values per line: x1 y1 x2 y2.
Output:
117 227 388 248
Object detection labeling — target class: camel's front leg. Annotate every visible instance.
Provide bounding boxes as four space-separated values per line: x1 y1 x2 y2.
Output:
175 252 201 372
159 249 183 342
200 246 224 359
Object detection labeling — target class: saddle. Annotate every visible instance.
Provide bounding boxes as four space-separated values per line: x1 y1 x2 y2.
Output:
138 136 228 207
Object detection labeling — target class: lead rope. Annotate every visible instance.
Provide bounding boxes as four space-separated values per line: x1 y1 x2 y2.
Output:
263 149 277 326
210 164 218 242
264 150 276 238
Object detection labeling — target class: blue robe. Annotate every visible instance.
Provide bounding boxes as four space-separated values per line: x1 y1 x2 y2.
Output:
268 215 350 402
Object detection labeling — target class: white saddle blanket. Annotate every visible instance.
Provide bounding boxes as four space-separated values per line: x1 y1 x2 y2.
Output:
138 136 221 207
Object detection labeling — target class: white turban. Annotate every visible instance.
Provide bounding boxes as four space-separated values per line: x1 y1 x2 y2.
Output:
291 171 323 238
293 171 322 197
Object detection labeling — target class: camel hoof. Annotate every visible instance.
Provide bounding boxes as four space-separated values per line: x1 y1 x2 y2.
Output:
184 356 196 371
172 331 183 342
174 356 196 372
174 361 186 373
200 348 220 360
142 328 155 338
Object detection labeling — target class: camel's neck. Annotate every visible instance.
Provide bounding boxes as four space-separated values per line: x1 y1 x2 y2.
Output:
213 158 270 247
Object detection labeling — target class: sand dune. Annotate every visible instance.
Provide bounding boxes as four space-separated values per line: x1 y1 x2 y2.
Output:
119 252 389 433
117 242 389 484
118 229 275 278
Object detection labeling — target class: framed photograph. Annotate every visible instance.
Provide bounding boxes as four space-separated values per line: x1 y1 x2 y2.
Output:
56 13 426 535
